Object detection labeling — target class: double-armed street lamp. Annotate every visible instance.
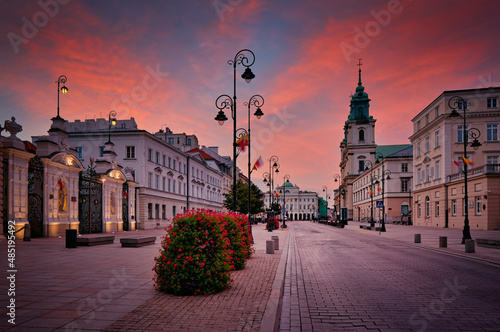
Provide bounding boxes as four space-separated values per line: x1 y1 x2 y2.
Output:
448 96 482 243
375 169 391 232
56 75 68 119
364 152 383 228
214 49 256 212
263 155 279 211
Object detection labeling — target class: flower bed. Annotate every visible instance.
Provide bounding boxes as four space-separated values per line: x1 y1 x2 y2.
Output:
153 209 253 296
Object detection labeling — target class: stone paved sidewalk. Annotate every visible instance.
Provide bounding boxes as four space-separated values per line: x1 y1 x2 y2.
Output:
104 224 289 332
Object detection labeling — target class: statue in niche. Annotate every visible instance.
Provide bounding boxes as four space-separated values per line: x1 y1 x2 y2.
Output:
58 178 67 212
110 190 116 215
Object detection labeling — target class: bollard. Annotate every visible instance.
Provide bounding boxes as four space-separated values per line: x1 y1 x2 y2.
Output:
266 240 275 254
23 223 31 241
414 234 421 243
272 236 279 250
465 239 475 253
439 236 447 248
66 229 78 249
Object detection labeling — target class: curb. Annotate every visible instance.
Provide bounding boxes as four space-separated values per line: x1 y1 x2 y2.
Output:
259 228 291 332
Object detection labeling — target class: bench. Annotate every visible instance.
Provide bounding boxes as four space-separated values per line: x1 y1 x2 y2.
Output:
476 238 500 249
359 225 372 230
77 235 115 246
120 236 157 247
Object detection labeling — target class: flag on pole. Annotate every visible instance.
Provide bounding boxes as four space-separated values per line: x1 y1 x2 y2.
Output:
462 155 473 166
236 135 249 152
367 189 373 195
453 159 461 167
252 155 263 171
377 185 382 192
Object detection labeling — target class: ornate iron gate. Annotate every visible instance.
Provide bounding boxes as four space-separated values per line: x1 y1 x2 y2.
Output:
79 171 103 234
122 182 129 231
28 156 44 238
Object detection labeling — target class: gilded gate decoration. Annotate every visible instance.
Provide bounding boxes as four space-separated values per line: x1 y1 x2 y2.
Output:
122 182 129 231
78 168 103 234
28 156 44 238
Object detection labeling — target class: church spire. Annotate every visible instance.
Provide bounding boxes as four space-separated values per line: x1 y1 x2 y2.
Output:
347 59 372 122
357 59 362 86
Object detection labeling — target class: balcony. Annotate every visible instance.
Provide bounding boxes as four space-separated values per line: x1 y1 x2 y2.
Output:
448 164 500 183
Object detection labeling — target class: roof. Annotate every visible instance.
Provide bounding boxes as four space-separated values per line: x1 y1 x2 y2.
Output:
186 148 214 160
375 144 412 158
282 181 294 188
386 145 413 158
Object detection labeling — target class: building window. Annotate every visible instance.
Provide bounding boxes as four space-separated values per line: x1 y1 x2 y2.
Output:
425 114 429 125
425 136 430 153
358 160 365 173
435 160 440 179
475 196 482 215
401 179 408 192
168 179 171 192
425 196 430 217
425 165 430 182
148 203 153 219
435 201 440 217
434 130 440 148
179 182 182 195
416 142 421 157
162 177 166 191
173 160 176 171
457 99 468 110
75 146 83 159
148 148 153 161
99 146 105 157
177 137 180 144
148 173 153 188
172 205 177 217
126 146 135 159
155 204 160 219
435 106 439 117
487 156 498 164
168 157 171 168
401 163 408 172
457 126 469 143
187 138 192 145
417 121 421 131
417 204 421 218
162 205 166 219
173 180 176 193
168 137 174 144
452 200 456 216
487 124 498 141
163 155 166 166
155 175 159 189
156 152 160 164
417 168 421 185
487 97 498 108
359 129 365 141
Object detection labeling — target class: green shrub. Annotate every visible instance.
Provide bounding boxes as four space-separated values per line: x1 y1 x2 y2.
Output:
153 209 232 295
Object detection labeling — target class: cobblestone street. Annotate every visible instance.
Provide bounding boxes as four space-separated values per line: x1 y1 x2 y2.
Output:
279 222 500 332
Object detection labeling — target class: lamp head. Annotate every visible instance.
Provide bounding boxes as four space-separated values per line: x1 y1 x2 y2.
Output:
254 107 264 119
471 138 482 150
61 85 68 94
111 118 117 126
241 67 255 83
214 110 228 126
448 109 461 118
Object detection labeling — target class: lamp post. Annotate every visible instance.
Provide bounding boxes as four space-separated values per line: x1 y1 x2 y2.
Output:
365 153 382 228
448 96 482 243
333 174 340 221
263 172 271 209
280 174 290 228
56 75 68 119
214 49 256 212
244 95 264 222
377 168 391 232
107 110 117 144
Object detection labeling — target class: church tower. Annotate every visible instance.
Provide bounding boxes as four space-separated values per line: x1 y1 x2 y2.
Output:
339 60 377 222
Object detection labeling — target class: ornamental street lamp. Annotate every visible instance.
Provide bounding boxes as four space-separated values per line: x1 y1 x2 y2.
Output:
214 49 256 212
448 96 482 243
376 168 391 232
365 153 382 228
280 174 290 228
56 75 68 119
107 110 117 144
333 174 340 221
244 95 264 221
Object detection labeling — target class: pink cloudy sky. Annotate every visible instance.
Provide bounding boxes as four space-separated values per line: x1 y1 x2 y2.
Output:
1 0 500 198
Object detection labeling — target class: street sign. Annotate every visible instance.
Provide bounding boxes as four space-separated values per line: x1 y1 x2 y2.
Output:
376 200 384 208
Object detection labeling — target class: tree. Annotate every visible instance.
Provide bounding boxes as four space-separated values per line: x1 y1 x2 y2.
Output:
223 180 264 215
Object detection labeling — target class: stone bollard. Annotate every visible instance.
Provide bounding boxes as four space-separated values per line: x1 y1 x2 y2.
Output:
266 240 275 254
414 234 421 243
439 236 447 248
272 236 279 250
465 239 475 253
23 223 31 241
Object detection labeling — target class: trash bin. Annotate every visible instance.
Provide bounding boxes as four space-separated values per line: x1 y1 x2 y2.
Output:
66 229 77 248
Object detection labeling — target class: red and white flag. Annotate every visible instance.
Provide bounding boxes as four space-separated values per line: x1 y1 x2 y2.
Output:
252 156 263 171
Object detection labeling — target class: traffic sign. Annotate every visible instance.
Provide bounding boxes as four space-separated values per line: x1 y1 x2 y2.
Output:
376 200 384 208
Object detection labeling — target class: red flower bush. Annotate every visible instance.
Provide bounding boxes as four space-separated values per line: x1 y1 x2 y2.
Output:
221 212 254 270
153 209 232 295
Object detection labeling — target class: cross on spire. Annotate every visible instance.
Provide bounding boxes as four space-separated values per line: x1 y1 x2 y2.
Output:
357 59 363 85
